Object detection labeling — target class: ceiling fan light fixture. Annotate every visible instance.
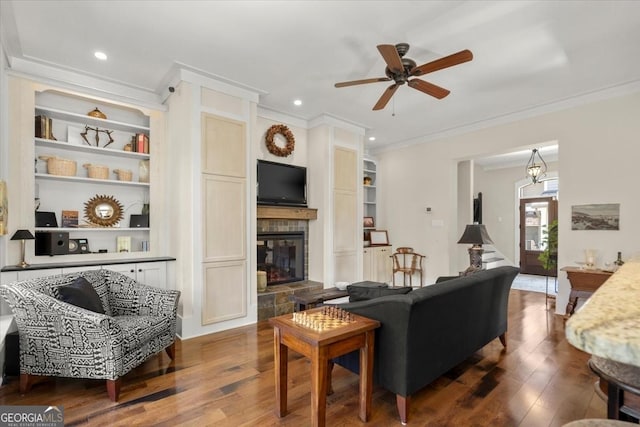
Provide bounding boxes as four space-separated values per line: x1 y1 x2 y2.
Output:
334 43 472 111
526 148 547 184
94 51 107 61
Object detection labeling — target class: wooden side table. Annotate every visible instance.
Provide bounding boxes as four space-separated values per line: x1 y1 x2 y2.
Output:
561 266 613 317
269 308 380 427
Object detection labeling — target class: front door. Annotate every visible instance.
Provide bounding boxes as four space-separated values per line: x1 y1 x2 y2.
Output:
519 197 557 276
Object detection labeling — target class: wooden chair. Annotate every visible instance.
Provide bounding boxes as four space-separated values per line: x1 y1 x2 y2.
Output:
391 247 426 287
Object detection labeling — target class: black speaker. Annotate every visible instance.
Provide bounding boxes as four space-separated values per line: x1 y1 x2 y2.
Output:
35 211 58 228
35 231 69 255
130 214 149 228
68 238 89 254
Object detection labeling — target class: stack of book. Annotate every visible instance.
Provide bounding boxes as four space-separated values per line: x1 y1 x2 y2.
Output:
130 133 149 154
35 115 56 140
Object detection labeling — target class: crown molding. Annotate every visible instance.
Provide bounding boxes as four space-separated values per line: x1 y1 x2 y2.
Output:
370 79 640 155
6 57 165 109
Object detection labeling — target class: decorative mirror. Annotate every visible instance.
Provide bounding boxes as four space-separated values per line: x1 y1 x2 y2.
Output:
84 194 124 227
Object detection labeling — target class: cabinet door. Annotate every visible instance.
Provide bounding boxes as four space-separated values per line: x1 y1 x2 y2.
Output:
101 262 166 287
61 265 102 274
202 260 247 324
374 246 392 283
363 248 373 281
135 262 166 288
17 269 63 281
334 147 357 192
202 175 246 261
106 263 138 280
201 113 246 177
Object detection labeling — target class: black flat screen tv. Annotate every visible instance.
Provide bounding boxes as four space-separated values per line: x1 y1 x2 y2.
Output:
257 160 307 207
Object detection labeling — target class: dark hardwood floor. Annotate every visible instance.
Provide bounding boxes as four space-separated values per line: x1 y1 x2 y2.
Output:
0 290 606 426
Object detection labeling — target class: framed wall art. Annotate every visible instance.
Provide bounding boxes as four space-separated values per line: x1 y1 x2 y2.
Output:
363 216 375 228
571 203 620 230
369 230 389 246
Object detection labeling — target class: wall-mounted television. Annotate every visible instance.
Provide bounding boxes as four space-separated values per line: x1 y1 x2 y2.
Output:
257 160 307 207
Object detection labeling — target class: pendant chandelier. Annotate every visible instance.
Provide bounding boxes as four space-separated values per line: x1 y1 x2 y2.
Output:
526 148 547 184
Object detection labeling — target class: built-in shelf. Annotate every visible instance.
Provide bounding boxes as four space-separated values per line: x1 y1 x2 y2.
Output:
35 105 150 133
35 227 150 232
36 138 150 159
35 173 150 187
257 206 318 220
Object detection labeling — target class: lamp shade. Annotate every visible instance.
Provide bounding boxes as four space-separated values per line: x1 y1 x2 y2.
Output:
10 229 35 240
457 224 494 245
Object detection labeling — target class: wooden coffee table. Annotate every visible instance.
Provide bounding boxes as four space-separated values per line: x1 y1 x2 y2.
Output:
269 307 380 427
288 287 348 311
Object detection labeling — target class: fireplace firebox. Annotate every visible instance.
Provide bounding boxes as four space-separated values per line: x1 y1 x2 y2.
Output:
257 232 305 286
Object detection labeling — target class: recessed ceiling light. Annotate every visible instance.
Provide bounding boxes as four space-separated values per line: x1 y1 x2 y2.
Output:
94 51 107 61
293 99 302 106
368 137 376 141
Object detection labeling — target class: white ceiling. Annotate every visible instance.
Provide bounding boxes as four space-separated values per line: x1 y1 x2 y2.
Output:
2 1 640 155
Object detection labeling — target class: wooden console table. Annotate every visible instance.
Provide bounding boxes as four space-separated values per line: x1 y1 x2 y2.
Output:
561 266 613 317
269 308 380 427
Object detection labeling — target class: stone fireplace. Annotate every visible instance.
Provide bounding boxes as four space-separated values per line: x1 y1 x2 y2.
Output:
256 207 319 320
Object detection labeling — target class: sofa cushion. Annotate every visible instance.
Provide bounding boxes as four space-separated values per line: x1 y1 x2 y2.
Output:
347 285 412 302
113 315 174 353
57 276 105 314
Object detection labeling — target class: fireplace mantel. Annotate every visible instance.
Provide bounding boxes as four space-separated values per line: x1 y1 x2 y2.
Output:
257 206 318 220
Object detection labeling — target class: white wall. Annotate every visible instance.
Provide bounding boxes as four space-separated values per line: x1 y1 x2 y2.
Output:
377 91 640 314
474 161 558 264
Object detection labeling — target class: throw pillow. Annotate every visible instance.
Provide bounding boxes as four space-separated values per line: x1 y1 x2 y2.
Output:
57 276 106 314
347 286 412 302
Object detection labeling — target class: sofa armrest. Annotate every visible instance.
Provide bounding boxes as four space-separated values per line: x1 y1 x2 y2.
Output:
103 270 180 317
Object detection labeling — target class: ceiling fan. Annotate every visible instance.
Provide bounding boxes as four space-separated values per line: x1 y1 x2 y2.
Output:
334 43 473 111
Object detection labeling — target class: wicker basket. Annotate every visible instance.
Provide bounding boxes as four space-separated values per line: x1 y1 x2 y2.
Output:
83 163 109 180
38 156 77 177
113 169 132 182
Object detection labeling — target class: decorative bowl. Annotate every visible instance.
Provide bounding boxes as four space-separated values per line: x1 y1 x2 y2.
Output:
87 107 107 119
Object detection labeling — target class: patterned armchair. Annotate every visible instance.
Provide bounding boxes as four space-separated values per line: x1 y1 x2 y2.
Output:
0 269 180 401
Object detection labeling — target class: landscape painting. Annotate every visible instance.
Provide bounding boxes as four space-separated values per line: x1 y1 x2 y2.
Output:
571 203 620 230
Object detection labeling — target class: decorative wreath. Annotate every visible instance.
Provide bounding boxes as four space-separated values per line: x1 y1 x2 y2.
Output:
265 124 295 157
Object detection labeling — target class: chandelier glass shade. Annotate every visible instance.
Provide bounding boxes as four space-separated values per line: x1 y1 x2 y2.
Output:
526 148 547 184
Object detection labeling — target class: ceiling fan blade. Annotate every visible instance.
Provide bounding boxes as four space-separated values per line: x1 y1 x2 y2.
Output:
377 44 404 74
334 77 391 88
408 79 450 99
410 49 473 76
373 84 399 110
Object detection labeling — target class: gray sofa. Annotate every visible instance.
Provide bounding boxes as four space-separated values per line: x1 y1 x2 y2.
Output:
334 266 519 424
0 269 180 401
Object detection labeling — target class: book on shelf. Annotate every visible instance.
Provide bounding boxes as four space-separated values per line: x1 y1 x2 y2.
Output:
116 236 132 253
61 210 79 228
130 133 149 154
35 115 56 140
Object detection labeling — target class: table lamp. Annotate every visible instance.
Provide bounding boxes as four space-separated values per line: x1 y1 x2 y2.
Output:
457 224 494 271
10 229 35 268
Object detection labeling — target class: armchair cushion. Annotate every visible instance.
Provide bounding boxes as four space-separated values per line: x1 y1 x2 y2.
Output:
347 285 412 302
57 276 105 314
113 315 175 353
